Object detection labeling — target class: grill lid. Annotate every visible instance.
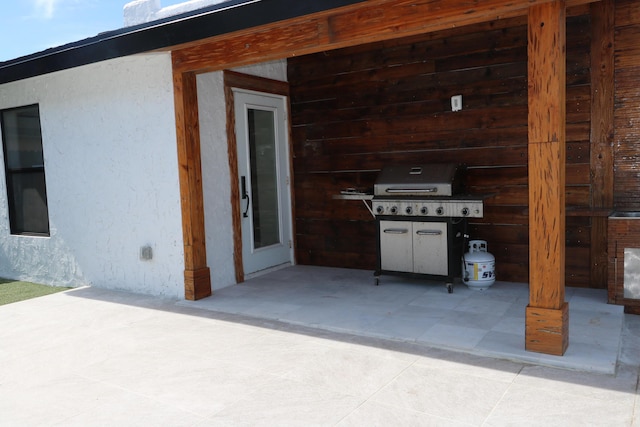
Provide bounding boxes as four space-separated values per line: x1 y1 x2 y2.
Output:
374 164 465 197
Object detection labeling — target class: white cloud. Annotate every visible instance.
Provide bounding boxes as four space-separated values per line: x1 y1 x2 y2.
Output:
34 0 59 19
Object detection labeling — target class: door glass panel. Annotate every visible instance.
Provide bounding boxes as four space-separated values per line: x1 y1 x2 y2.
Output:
248 108 280 249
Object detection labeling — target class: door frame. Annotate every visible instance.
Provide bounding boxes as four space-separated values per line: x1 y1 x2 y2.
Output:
224 70 295 283
233 88 293 276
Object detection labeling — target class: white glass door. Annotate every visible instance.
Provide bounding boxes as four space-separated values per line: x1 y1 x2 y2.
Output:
234 89 292 276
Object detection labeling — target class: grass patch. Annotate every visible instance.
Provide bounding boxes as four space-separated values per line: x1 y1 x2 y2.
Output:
0 279 71 306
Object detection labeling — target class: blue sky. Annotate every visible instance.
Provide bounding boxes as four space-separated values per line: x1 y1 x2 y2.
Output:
0 1 186 62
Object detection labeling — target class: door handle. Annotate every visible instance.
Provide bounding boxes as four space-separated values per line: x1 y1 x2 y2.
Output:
241 176 250 218
385 187 438 193
416 230 442 236
383 228 409 234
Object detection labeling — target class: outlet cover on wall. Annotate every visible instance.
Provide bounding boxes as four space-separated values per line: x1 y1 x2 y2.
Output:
451 94 462 112
140 245 153 261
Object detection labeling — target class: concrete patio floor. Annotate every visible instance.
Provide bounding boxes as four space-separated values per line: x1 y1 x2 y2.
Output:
0 265 638 425
184 265 626 374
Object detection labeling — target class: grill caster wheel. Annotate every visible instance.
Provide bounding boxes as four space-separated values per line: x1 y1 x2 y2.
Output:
446 283 453 293
374 277 379 286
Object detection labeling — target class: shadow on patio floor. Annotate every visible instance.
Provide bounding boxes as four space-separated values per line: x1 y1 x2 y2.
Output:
180 265 626 374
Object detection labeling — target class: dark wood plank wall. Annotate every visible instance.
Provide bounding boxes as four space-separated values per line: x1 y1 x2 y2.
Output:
288 12 593 286
615 0 640 211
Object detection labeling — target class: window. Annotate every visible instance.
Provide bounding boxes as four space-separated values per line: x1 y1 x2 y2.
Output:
0 105 49 235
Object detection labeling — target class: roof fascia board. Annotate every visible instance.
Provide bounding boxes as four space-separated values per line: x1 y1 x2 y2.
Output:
0 0 367 85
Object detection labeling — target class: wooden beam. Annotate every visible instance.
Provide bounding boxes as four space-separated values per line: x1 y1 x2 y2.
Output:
526 0 569 355
224 70 289 97
173 67 211 300
171 0 600 75
589 0 615 288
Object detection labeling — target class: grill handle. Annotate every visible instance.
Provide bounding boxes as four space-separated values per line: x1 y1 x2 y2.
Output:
385 187 438 194
383 228 409 234
416 230 443 236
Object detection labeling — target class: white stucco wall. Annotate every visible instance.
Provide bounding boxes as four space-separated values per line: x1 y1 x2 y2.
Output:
197 59 287 290
0 53 185 297
121 0 290 291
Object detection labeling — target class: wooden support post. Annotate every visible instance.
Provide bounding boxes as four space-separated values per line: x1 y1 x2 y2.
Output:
173 67 212 300
526 1 568 356
589 0 615 288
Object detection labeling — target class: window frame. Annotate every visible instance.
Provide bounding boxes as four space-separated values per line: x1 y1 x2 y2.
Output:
0 104 50 236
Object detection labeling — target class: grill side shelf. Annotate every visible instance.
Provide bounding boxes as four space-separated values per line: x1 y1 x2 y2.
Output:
332 193 375 218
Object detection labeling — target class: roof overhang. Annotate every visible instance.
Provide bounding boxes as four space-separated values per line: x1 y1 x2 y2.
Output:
0 0 367 85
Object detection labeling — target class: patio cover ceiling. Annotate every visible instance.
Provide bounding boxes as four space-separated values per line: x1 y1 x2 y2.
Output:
0 0 599 85
169 0 604 359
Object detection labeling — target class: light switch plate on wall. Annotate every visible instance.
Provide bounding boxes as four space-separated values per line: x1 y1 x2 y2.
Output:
451 94 462 112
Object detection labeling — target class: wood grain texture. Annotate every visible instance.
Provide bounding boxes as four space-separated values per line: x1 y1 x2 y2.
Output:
173 67 211 300
614 0 640 211
528 4 567 145
289 12 592 285
223 79 243 284
525 302 569 355
528 142 566 306
170 0 598 75
589 0 614 288
615 0 640 28
184 267 212 301
527 1 567 309
164 0 634 310
224 70 290 97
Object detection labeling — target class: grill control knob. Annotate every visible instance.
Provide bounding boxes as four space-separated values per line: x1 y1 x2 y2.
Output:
420 206 428 215
461 207 470 216
405 206 413 215
436 207 444 216
376 205 384 214
390 206 398 214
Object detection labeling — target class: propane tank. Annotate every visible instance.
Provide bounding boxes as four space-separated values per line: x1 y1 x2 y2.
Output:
463 240 495 290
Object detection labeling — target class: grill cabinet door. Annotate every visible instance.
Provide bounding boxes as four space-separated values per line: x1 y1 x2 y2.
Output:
379 220 413 272
413 222 448 276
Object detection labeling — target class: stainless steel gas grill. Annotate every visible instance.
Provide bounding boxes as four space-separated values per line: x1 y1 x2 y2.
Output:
372 164 483 292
